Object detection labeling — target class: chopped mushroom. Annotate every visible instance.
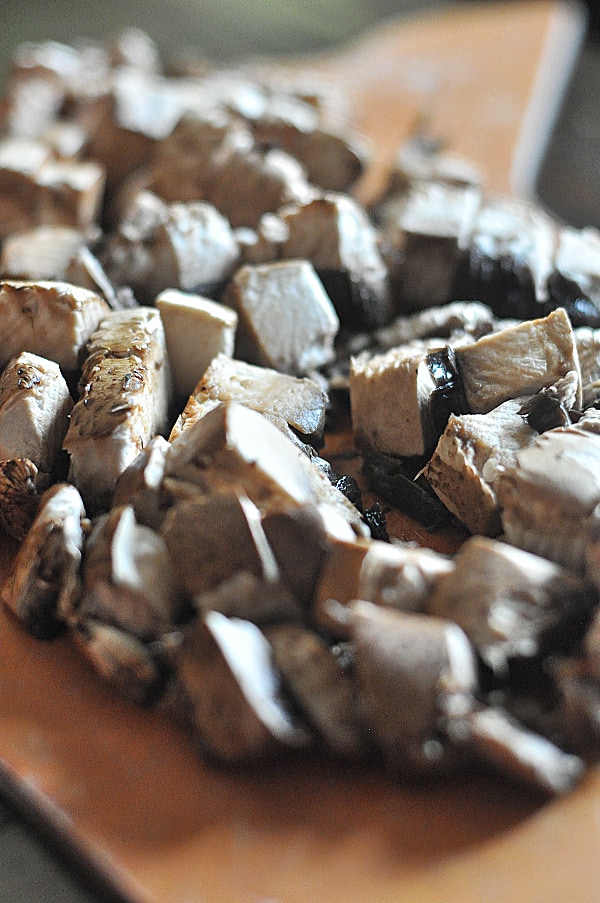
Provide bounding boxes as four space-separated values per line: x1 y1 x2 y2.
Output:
497 425 600 571
423 397 538 536
350 600 478 775
0 458 42 541
2 482 87 637
265 622 366 759
0 351 73 480
171 353 329 448
63 306 172 513
223 260 339 376
174 610 311 764
77 504 181 640
427 536 597 674
154 290 237 401
102 190 240 304
454 308 582 414
0 279 110 373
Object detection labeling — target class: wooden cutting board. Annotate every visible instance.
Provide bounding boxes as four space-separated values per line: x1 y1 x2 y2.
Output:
0 3 594 903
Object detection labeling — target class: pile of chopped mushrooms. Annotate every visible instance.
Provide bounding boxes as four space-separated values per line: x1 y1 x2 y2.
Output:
2 28 600 797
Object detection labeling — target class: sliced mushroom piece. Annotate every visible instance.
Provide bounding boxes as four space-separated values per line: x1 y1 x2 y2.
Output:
428 536 597 674
0 280 110 373
174 610 311 764
357 540 455 614
0 458 42 541
379 179 481 313
161 491 285 604
224 260 339 376
454 307 582 414
371 300 497 352
575 325 600 409
452 705 585 797
261 503 332 608
164 401 367 533
206 146 315 229
1 225 92 281
0 351 73 479
102 191 240 304
265 622 366 759
349 601 478 775
154 290 238 402
79 504 180 641
2 482 87 637
423 396 539 536
547 225 600 327
0 137 105 235
63 306 172 513
113 434 170 530
172 353 329 448
350 342 441 459
452 195 556 320
496 425 600 571
517 370 579 433
73 619 165 706
277 193 390 330
251 113 368 193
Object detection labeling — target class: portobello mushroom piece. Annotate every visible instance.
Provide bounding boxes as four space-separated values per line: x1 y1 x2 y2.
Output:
375 134 483 209
0 136 105 235
161 491 301 622
113 434 170 531
357 539 455 614
0 351 72 481
546 225 600 327
149 109 254 204
378 179 481 314
84 67 191 192
1 225 92 281
102 190 240 304
154 290 238 402
0 225 130 311
206 146 316 230
452 196 556 320
454 307 582 414
164 401 367 534
223 260 339 376
575 325 600 409
73 619 166 706
276 193 390 330
2 482 87 638
171 353 328 449
371 300 497 352
78 504 181 640
427 535 597 674
350 340 454 460
174 610 311 765
244 83 369 193
452 704 585 797
0 280 110 373
235 214 289 265
349 601 478 776
265 622 366 759
496 425 600 572
423 397 542 536
63 306 172 513
0 458 41 541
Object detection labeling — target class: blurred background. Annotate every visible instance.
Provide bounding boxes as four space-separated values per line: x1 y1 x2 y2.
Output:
1 0 596 68
2 0 447 66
